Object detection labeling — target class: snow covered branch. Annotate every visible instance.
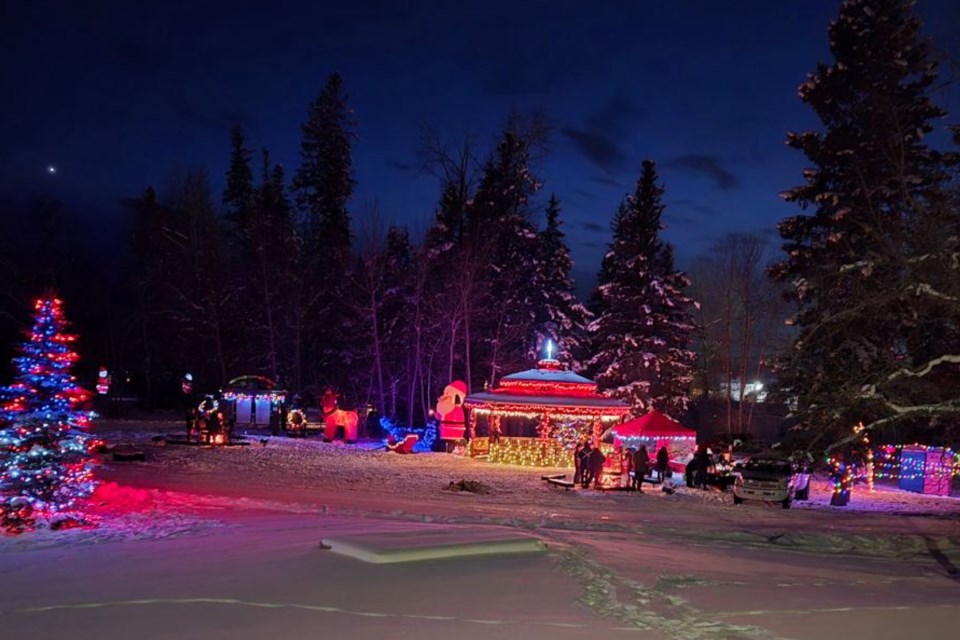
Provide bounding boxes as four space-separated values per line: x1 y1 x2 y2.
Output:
886 354 960 382
910 283 960 302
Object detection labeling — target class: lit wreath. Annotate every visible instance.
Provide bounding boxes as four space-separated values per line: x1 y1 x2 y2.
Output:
287 408 307 431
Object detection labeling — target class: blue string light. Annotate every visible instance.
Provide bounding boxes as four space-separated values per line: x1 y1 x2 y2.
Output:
0 298 97 533
379 417 437 452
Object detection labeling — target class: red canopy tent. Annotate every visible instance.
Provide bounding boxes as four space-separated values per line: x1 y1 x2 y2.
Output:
607 410 697 472
612 409 697 440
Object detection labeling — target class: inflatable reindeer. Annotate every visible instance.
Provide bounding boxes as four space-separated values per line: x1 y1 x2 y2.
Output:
320 388 359 443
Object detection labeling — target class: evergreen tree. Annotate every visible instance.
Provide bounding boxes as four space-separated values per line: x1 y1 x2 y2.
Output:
292 72 356 270
166 170 237 387
531 194 591 367
126 186 177 407
588 160 697 417
0 297 96 534
770 0 960 454
467 129 542 387
292 72 357 391
223 125 256 233
246 154 296 382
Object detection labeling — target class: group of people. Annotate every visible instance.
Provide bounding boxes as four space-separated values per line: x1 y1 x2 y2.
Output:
573 442 671 492
573 442 606 488
683 445 734 490
184 394 234 444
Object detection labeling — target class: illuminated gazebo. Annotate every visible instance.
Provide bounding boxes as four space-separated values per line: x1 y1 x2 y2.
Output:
464 358 630 466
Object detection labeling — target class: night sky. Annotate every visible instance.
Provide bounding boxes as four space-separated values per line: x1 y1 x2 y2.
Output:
2 0 958 286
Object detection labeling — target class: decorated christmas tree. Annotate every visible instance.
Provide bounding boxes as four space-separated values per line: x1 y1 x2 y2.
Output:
0 297 97 533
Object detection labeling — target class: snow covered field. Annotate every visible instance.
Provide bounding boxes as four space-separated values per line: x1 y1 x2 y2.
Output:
2 421 959 639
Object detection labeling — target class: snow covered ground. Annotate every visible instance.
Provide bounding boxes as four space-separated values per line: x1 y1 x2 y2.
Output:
2 421 959 639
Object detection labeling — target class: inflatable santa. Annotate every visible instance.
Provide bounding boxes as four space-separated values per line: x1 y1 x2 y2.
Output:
436 380 468 441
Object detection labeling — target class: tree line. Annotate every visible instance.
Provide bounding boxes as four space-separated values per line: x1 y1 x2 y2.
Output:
1 0 958 457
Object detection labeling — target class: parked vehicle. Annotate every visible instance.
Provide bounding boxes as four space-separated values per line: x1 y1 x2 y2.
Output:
733 456 810 509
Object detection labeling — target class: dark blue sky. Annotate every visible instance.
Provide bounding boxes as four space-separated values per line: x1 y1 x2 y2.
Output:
2 0 958 284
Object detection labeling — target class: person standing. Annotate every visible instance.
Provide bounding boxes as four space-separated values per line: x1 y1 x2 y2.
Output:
620 447 634 488
655 446 669 482
633 445 650 492
573 442 586 486
694 446 711 490
588 445 607 490
579 443 593 488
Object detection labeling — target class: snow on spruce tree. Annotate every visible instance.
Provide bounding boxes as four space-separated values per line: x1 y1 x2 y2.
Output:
770 0 960 489
467 125 542 386
0 297 97 533
588 160 698 418
530 194 592 368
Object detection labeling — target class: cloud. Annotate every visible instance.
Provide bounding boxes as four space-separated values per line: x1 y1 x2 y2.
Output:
590 174 625 188
668 154 739 190
561 128 625 172
573 188 596 200
580 221 606 233
562 94 646 173
584 94 647 134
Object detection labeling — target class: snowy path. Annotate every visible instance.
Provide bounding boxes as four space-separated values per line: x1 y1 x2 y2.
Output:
2 424 959 639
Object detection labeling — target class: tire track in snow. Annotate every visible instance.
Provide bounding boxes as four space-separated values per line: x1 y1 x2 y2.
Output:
7 597 643 633
549 541 787 640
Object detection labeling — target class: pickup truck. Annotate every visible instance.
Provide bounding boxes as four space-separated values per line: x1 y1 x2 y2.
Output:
733 457 810 509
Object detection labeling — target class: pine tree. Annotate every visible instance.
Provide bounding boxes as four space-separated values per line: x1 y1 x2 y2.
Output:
588 160 697 417
292 73 357 391
467 129 542 386
167 170 236 386
223 125 256 233
292 72 356 270
126 186 177 408
0 297 96 533
770 0 960 454
247 153 296 382
531 194 591 367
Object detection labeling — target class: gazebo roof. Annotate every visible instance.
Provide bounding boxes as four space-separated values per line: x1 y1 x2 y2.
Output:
464 359 629 415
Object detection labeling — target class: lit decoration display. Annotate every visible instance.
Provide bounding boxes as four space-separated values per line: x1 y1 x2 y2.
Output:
320 388 359 443
0 298 97 534
550 419 590 452
220 391 286 404
464 357 629 467
435 380 467 441
379 416 437 452
862 426 874 492
95 367 111 395
821 441 960 505
870 444 958 496
286 408 307 435
827 453 856 506
219 375 286 428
